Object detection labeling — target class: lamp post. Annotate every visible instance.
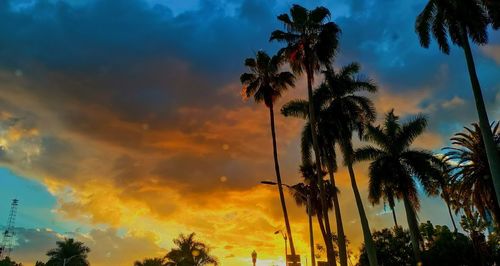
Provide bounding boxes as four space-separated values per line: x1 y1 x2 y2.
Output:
262 181 314 266
274 229 287 260
252 250 257 266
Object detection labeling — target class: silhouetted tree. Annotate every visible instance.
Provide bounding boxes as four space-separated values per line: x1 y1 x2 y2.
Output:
45 238 90 266
240 51 296 256
282 65 374 264
290 163 336 261
271 5 343 265
420 221 476 266
357 227 414 266
355 110 442 263
0 257 22 266
415 0 500 207
134 258 166 266
444 122 500 225
164 233 218 266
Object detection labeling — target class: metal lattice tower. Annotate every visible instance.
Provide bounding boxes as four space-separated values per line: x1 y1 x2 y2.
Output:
0 199 19 259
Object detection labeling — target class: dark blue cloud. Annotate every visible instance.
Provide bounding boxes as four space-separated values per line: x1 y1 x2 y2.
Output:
0 0 497 147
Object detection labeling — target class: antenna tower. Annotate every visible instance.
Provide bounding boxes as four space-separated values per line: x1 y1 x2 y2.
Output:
0 199 19 259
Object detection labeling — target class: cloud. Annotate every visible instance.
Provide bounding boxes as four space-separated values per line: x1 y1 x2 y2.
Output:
13 227 166 266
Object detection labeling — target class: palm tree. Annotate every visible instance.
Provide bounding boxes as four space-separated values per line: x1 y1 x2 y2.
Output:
282 83 349 265
321 63 378 266
134 258 166 266
355 110 442 263
271 6 342 265
443 122 500 225
164 233 218 266
240 51 296 257
45 238 90 266
290 163 337 264
415 0 500 208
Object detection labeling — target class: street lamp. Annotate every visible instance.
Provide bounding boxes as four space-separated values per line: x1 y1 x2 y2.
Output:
252 250 257 266
261 181 314 266
274 229 287 260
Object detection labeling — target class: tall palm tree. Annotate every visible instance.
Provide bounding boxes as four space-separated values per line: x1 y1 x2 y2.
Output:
355 110 442 263
240 51 297 257
415 0 500 208
321 63 378 266
134 258 166 266
164 233 218 266
271 5 341 265
290 163 336 263
45 238 90 266
443 122 500 226
282 84 348 265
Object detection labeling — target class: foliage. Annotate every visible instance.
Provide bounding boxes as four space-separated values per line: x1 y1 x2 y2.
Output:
444 122 500 223
240 51 295 108
45 238 90 266
0 257 22 266
134 258 166 266
164 233 218 266
421 221 475 266
357 223 480 266
357 227 414 266
415 0 490 54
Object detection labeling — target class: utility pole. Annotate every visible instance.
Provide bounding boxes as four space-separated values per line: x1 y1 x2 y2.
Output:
0 199 19 259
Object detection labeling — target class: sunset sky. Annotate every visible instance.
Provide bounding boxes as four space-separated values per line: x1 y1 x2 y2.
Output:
0 0 499 265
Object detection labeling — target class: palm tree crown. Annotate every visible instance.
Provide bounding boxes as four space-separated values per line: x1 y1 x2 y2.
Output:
134 258 166 266
355 110 441 262
270 4 341 76
45 238 90 266
415 0 490 54
164 233 218 266
240 51 294 107
444 122 500 224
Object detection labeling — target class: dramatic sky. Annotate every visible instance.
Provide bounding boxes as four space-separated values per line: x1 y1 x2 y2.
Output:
0 0 498 265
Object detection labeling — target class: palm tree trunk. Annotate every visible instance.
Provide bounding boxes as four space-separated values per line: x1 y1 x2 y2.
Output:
317 212 327 241
460 25 500 208
269 104 296 257
317 211 336 265
326 157 348 266
307 196 316 266
306 66 336 266
442 191 457 232
446 201 457 232
402 193 422 263
390 204 398 228
346 161 378 266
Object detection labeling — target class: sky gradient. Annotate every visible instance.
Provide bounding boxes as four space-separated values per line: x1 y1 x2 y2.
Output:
0 0 499 265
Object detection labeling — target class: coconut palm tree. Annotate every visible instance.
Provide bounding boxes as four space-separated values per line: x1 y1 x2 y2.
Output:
240 50 296 257
271 5 342 265
444 122 500 225
45 238 90 266
355 110 442 263
415 0 500 208
164 233 218 266
134 258 166 266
